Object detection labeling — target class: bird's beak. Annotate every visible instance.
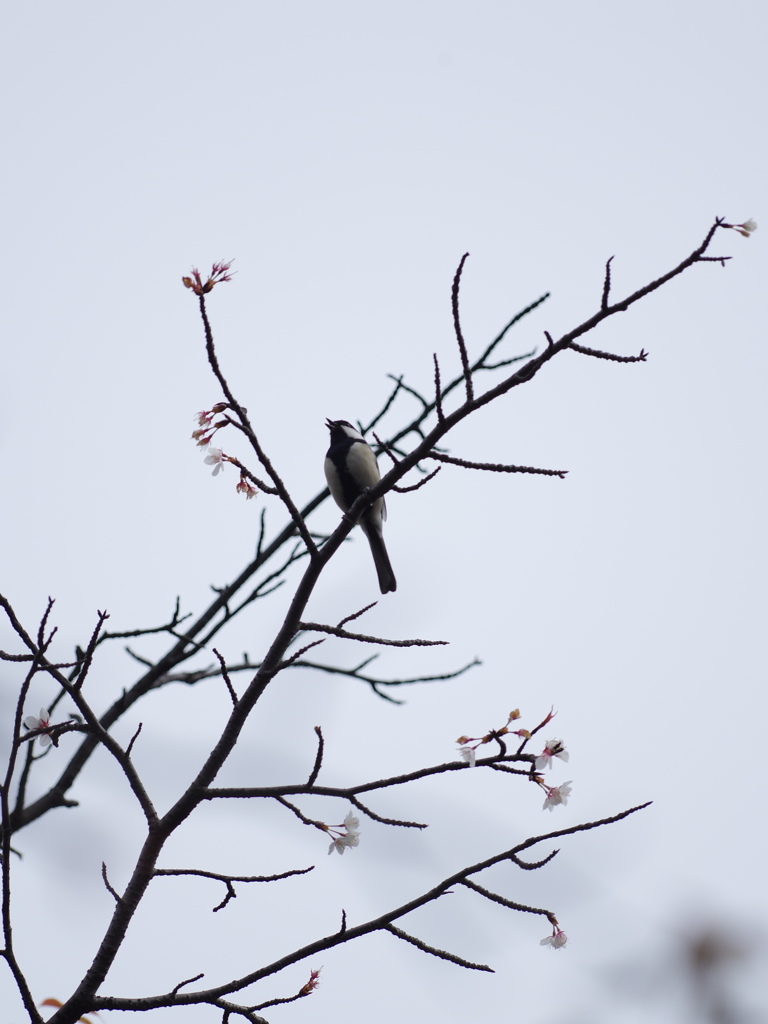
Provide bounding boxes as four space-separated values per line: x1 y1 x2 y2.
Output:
325 418 336 430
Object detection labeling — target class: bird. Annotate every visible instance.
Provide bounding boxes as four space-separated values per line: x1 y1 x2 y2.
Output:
324 419 397 593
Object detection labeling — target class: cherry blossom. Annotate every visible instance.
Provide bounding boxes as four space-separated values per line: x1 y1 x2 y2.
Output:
459 745 477 767
23 708 53 748
236 475 258 500
542 781 572 811
735 218 757 237
540 926 568 949
535 738 569 771
204 447 226 476
328 811 361 855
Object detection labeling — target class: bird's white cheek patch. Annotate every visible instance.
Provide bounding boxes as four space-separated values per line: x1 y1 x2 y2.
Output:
346 443 381 489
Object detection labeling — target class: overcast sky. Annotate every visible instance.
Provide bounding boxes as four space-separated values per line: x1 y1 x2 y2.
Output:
1 2 766 1022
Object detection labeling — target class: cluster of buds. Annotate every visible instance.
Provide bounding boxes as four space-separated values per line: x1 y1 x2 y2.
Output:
457 709 572 812
725 218 757 238
192 404 229 451
235 474 258 500
182 260 235 295
457 706 561 766
299 969 322 997
457 707 526 767
325 811 361 855
193 408 259 499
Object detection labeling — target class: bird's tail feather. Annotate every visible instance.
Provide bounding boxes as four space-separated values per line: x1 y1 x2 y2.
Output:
361 521 397 594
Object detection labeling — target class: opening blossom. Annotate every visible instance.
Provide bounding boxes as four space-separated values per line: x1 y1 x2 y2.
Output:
192 404 229 449
459 745 477 767
327 811 361 855
204 447 226 476
299 969 321 996
535 739 569 771
731 218 757 238
236 474 258 500
23 708 53 748
182 260 235 295
542 781 572 811
540 925 568 949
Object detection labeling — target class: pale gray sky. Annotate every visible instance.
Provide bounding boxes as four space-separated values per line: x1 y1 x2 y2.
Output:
1 2 765 1022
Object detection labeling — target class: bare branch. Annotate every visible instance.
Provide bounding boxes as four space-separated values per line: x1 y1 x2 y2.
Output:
451 252 474 401
363 375 406 433
475 293 549 368
568 341 648 363
279 637 326 667
427 451 567 479
125 723 143 760
347 795 427 829
297 622 448 648
213 649 238 706
97 598 191 644
433 353 445 422
307 727 324 787
337 602 378 628
101 862 122 905
153 866 315 913
384 923 493 972
289 655 481 704
460 878 557 925
510 849 560 870
204 751 535 803
172 974 205 996
601 255 614 309
272 796 328 833
393 466 442 492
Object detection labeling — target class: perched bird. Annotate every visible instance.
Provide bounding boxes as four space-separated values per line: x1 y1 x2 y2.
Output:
324 419 397 594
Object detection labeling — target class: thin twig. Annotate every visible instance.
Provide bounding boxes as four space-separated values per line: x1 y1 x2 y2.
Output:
101 863 122 905
427 451 567 478
297 622 448 648
601 255 614 309
213 649 238 706
307 727 324 787
125 723 143 760
172 974 205 996
568 341 648 363
337 603 377 628
393 466 442 492
460 878 557 925
384 923 493 972
433 353 445 422
451 253 474 402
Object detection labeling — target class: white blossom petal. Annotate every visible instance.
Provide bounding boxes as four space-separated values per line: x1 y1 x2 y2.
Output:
459 746 477 767
204 447 225 475
542 781 572 811
540 927 568 949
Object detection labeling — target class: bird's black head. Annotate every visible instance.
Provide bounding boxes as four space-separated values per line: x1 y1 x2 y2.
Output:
325 419 363 443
